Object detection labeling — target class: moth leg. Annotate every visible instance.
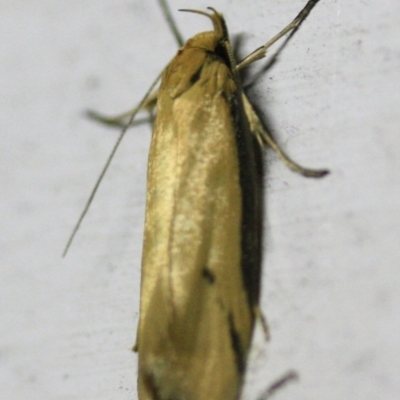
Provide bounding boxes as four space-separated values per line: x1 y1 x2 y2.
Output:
254 306 270 341
237 0 320 70
243 94 329 178
63 76 161 257
257 124 329 177
132 341 138 353
86 91 158 128
256 370 299 400
86 111 151 129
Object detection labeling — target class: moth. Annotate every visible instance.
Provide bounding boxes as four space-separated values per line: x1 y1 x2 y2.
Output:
64 1 328 399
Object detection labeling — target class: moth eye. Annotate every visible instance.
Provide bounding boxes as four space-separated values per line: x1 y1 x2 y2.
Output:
214 42 230 65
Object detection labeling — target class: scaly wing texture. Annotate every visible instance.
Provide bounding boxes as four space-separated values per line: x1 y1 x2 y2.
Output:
138 45 255 400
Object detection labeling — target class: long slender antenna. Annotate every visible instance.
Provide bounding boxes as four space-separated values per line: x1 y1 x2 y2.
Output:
237 0 320 70
63 72 162 257
158 0 184 47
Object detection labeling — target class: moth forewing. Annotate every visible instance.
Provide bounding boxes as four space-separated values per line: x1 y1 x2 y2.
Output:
137 10 262 400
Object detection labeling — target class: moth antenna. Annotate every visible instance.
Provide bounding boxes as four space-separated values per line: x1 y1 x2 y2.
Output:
158 0 184 47
237 0 320 70
63 72 162 257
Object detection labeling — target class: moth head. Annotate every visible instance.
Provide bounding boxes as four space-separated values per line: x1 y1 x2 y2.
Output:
179 7 229 43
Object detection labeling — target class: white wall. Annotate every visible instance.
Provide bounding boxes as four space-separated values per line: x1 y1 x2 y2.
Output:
1 1 399 399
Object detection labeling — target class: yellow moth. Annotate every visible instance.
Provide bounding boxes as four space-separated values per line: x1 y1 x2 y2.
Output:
64 0 328 399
